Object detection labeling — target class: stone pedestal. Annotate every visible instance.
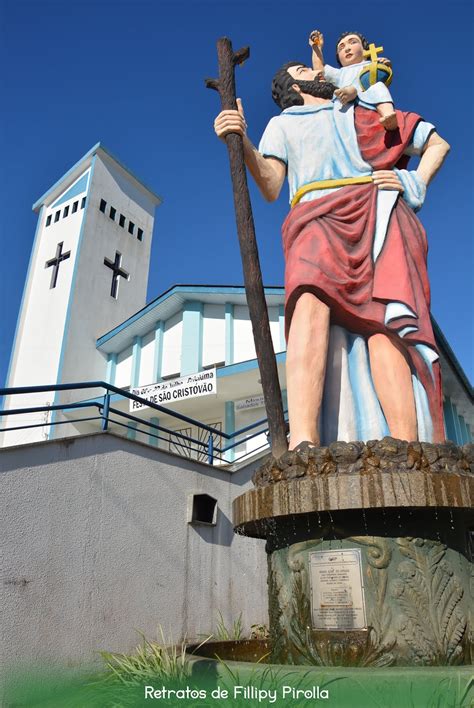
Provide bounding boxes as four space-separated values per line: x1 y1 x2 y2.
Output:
233 438 474 666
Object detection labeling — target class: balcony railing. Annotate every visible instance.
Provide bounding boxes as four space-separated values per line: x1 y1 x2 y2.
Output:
0 381 287 465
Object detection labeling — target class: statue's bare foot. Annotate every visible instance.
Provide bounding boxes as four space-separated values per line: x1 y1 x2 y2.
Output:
379 112 398 130
290 440 318 452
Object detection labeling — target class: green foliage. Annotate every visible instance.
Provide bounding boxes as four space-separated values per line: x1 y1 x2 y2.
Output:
99 628 189 686
214 610 244 641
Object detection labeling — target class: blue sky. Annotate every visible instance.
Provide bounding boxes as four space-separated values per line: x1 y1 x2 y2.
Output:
1 0 473 387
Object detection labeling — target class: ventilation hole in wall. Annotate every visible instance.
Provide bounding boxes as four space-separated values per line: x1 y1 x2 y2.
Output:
188 493 217 525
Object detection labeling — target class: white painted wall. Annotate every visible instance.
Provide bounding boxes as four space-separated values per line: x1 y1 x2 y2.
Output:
233 305 256 363
1 171 90 447
161 313 182 377
268 306 282 353
0 433 268 668
235 405 268 459
202 304 225 367
58 155 156 392
138 330 155 386
115 345 133 388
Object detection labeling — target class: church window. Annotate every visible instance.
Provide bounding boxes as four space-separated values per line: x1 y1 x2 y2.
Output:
46 215 52 227
81 197 86 209
99 199 107 213
72 201 78 213
128 221 135 235
54 211 60 222
109 206 116 221
119 214 125 227
137 228 143 241
63 206 69 218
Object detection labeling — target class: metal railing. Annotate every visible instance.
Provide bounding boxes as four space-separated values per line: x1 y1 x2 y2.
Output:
0 381 287 465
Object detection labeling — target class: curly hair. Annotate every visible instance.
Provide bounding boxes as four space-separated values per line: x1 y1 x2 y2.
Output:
271 61 305 110
335 31 369 66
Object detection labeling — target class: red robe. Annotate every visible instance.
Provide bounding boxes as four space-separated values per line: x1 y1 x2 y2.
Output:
282 108 444 441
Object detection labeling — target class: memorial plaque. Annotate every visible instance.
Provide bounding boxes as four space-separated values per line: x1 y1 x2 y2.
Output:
309 549 367 631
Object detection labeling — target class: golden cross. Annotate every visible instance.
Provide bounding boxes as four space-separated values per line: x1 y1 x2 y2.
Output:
363 43 384 63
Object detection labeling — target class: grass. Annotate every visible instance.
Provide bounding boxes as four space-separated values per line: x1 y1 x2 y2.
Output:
214 610 244 641
99 627 190 686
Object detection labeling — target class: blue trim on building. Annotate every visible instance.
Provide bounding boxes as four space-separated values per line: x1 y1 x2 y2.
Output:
3 206 45 394
225 303 234 365
106 353 117 385
33 142 162 212
73 391 125 407
279 305 286 353
443 397 464 444
453 405 463 443
217 351 286 378
458 415 469 444
181 302 203 375
225 401 235 462
131 336 142 388
96 285 285 348
127 422 137 441
149 416 160 446
48 155 97 439
153 320 164 382
443 397 457 443
51 172 90 208
432 318 473 403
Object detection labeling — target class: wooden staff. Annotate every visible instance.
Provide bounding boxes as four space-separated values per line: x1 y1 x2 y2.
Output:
206 37 288 458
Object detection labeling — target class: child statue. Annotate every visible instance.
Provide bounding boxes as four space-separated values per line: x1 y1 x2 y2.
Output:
310 30 398 130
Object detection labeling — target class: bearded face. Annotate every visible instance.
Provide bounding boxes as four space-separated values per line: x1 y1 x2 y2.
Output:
292 77 336 100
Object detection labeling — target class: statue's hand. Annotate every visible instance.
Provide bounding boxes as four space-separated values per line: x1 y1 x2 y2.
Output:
214 98 247 140
372 170 404 192
334 86 358 105
378 57 392 67
309 30 324 49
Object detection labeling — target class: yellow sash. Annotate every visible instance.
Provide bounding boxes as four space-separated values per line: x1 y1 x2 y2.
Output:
291 176 373 208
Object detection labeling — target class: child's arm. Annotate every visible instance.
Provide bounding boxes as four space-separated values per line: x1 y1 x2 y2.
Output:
334 86 358 104
309 30 325 75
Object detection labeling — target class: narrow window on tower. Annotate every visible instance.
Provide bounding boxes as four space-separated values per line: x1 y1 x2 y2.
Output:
99 199 107 213
81 197 86 209
137 228 143 241
54 211 60 222
63 205 69 218
72 201 78 213
119 214 125 228
109 206 116 221
46 215 52 227
128 221 135 235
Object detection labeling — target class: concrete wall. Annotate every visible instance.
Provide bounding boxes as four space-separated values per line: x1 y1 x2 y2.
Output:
0 433 267 669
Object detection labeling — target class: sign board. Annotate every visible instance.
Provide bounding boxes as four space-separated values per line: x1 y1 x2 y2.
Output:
235 394 265 412
309 549 367 631
130 369 216 412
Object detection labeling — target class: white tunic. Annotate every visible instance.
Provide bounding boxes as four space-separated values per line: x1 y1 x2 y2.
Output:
324 61 393 108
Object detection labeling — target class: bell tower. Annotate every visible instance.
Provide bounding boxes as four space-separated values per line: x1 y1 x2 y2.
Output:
2 143 161 446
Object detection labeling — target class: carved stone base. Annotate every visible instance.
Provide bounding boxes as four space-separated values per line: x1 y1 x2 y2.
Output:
233 439 474 667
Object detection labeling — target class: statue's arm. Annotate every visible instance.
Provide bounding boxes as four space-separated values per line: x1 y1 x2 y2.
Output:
416 131 450 186
309 30 325 74
214 100 286 202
